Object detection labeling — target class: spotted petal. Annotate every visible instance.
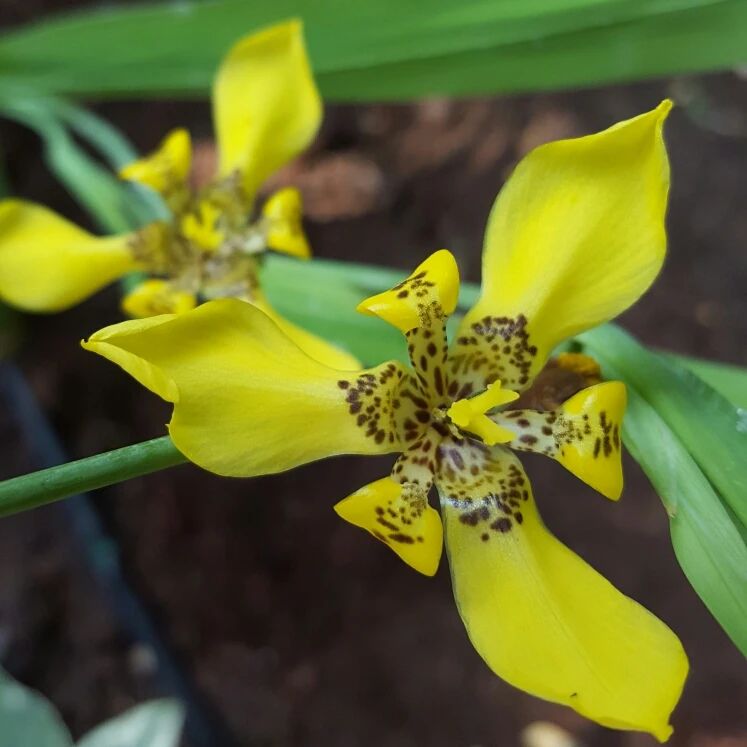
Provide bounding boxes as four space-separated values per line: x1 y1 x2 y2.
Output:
497 382 626 500
83 299 405 476
437 442 687 740
358 250 459 405
335 476 443 576
0 200 141 312
454 101 671 392
213 19 321 200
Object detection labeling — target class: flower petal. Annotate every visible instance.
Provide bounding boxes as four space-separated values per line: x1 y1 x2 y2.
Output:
454 101 671 392
437 442 687 741
119 128 191 201
121 279 197 318
83 299 407 476
251 291 360 370
0 200 140 312
497 382 626 500
358 250 458 403
357 249 459 335
262 187 311 259
335 476 443 576
213 19 321 200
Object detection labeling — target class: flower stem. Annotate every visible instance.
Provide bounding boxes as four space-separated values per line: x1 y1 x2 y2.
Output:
0 436 187 517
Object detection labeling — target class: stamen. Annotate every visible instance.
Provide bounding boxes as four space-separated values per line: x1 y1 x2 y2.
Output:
181 201 226 252
447 382 519 446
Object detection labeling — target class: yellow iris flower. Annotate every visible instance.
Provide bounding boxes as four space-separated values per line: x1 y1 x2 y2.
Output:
82 101 688 740
0 20 357 370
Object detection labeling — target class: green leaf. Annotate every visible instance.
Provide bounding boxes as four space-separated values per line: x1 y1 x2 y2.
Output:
580 325 747 655
0 0 744 100
0 669 73 747
666 353 747 410
76 700 184 747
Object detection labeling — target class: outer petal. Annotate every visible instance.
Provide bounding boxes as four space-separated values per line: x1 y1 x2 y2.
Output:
83 299 406 476
251 290 360 370
437 442 688 741
213 19 321 199
0 200 140 312
454 101 671 392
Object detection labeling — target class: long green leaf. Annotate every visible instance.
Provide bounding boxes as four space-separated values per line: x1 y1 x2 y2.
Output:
76 700 184 747
667 353 747 410
0 669 73 747
0 0 744 99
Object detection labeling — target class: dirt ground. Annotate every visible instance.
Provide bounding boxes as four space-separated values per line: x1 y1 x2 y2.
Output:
0 5 746 747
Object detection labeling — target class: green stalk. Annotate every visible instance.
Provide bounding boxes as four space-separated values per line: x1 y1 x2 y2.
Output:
0 436 186 517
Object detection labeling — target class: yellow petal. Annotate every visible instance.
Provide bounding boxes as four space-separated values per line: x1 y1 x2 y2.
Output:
83 299 407 476
358 249 459 335
497 382 626 500
454 101 672 392
251 290 360 370
557 381 626 499
0 199 140 312
213 20 321 200
437 443 687 741
358 250 459 404
335 476 443 576
262 187 311 259
121 279 197 318
119 128 191 197
82 313 181 402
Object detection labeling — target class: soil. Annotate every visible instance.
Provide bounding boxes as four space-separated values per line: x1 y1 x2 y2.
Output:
0 5 746 747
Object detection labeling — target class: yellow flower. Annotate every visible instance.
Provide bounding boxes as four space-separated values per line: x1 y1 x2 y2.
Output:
83 102 688 739
0 20 356 370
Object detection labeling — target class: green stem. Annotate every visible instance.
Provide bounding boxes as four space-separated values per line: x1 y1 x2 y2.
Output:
0 436 187 517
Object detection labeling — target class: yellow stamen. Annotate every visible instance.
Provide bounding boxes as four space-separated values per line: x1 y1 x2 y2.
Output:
447 382 519 446
181 202 225 252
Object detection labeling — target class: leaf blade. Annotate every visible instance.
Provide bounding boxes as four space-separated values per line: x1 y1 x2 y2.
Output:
76 699 184 747
0 0 744 99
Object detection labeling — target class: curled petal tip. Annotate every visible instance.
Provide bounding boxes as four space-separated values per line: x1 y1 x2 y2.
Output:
657 98 674 118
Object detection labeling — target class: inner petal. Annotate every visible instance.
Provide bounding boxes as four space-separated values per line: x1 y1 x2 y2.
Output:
334 477 442 577
357 250 459 404
494 381 626 500
334 427 447 576
119 128 192 211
